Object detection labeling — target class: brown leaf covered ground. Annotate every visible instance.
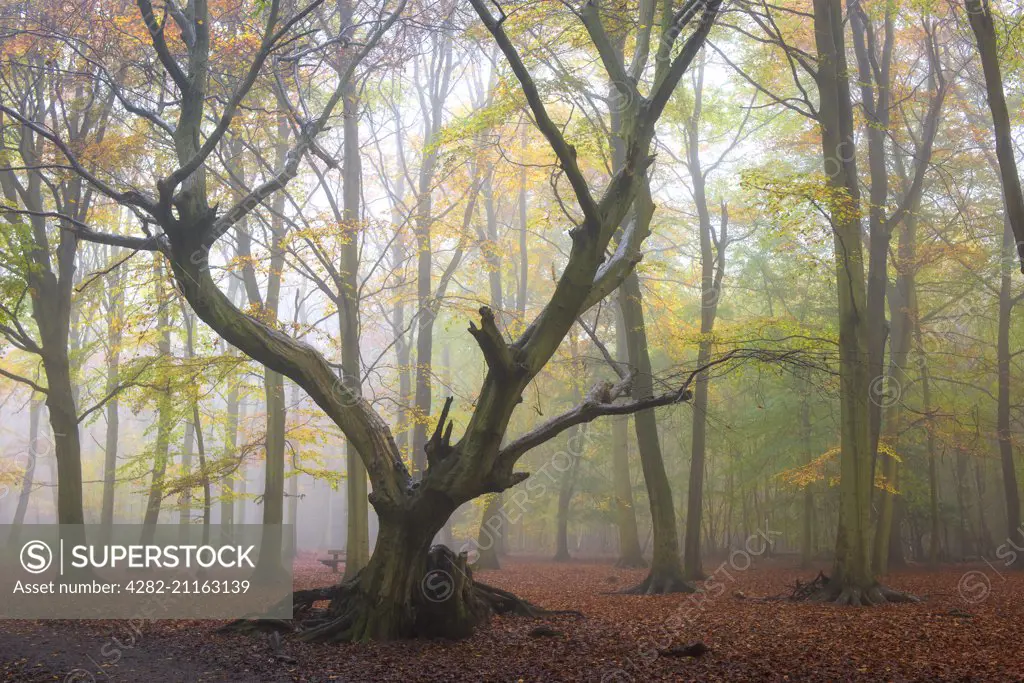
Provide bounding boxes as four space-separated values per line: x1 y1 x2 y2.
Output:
2 555 1023 682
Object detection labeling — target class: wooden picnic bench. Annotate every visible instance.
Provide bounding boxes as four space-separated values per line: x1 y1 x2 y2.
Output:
319 549 346 573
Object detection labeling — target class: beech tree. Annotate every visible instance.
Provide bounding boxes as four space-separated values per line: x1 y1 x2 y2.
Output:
964 0 1024 271
964 0 1024 562
807 0 919 604
2 0 722 639
0 50 111 525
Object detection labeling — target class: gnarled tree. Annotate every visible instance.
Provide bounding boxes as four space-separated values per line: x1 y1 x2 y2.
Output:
6 0 721 640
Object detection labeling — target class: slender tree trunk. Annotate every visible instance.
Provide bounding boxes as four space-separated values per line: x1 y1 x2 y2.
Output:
473 167 508 563
605 38 688 591
474 494 503 569
340 79 370 579
390 168 410 458
5 90 101 527
288 380 301 554
975 458 993 556
393 260 411 457
613 306 645 567
180 310 196 531
553 446 580 562
997 219 1022 564
13 398 43 527
143 257 173 540
101 259 122 527
181 416 195 525
681 71 727 580
260 368 287 571
409 36 452 474
222 373 239 527
554 374 584 562
259 116 291 573
955 447 970 559
193 403 211 544
915 318 941 567
966 0 1024 266
620 275 690 593
517 124 529 319
800 377 814 569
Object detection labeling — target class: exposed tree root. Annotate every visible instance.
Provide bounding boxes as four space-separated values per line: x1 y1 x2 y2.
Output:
787 572 920 606
474 580 584 619
621 571 697 595
222 546 578 643
788 571 830 601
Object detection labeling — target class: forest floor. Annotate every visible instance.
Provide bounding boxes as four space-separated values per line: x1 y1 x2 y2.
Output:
1 554 1023 682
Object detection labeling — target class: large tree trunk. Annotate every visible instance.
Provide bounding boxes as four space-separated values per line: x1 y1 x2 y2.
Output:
181 411 195 526
295 504 532 642
284 494 557 644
